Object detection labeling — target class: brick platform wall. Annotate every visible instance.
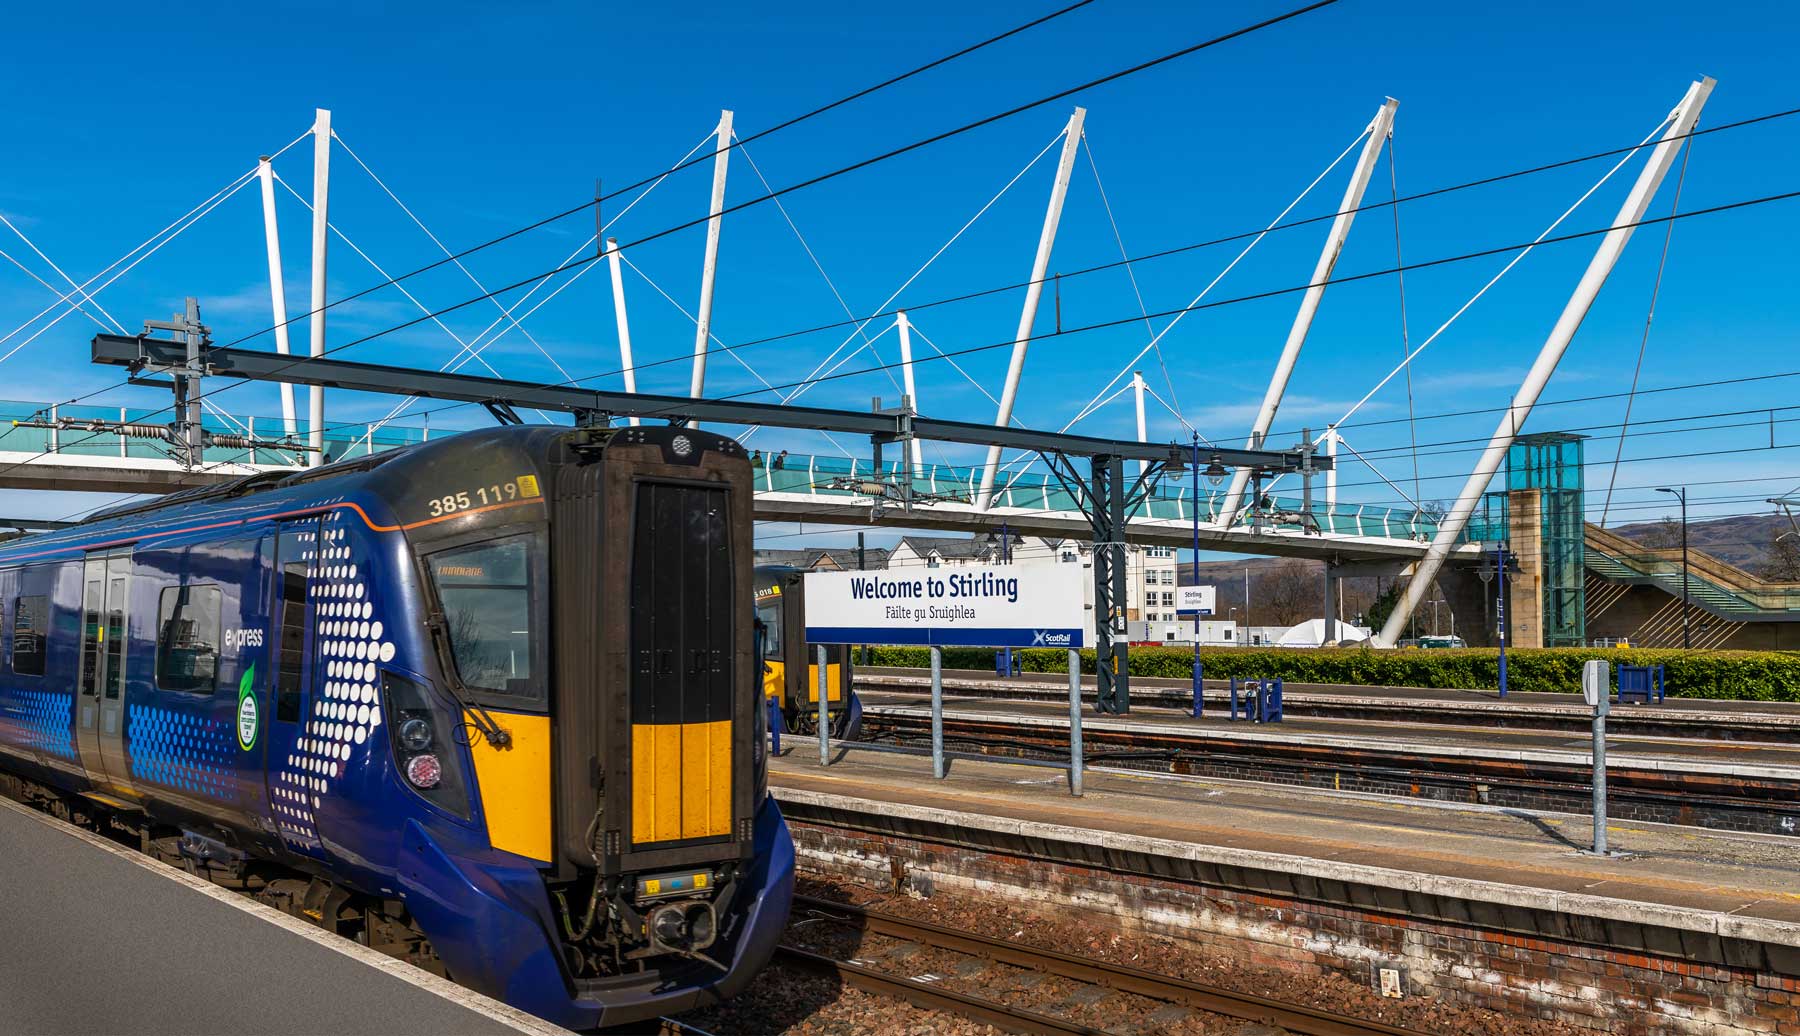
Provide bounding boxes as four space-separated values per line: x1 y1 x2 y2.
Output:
790 821 1799 1035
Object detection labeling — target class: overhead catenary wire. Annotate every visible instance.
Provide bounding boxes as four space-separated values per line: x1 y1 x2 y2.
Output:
364 127 722 436
731 131 907 404
81 176 1800 489
330 129 578 383
309 98 1800 423
1060 125 1372 436
777 128 1069 410
1079 129 1181 417
26 88 1797 447
17 94 1800 497
210 0 1335 357
267 171 558 423
99 94 1800 443
0 126 313 352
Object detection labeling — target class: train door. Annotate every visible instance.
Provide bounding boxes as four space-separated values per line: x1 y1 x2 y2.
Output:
74 550 132 790
263 517 324 849
629 482 734 848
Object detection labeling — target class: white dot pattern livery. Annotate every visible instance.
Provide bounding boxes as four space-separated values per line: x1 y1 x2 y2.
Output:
272 510 394 848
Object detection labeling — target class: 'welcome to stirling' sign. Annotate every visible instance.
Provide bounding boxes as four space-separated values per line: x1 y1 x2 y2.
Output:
803 564 1086 648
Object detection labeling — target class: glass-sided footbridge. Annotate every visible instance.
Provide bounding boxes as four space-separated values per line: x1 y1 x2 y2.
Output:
0 399 1467 562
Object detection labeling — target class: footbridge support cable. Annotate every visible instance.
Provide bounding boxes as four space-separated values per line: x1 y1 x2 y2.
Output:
1215 97 1397 530
975 107 1086 511
1374 76 1715 649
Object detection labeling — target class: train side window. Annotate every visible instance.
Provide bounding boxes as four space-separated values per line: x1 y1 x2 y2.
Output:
12 595 47 677
275 559 308 722
755 597 784 661
156 585 222 694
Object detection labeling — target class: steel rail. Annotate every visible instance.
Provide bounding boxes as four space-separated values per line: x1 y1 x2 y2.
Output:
792 894 1429 1036
854 709 1796 835
773 944 1105 1035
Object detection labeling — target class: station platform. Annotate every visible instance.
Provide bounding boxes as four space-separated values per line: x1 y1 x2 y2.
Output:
0 797 570 1036
770 747 1800 938
769 744 1800 1006
856 666 1800 740
854 690 1800 778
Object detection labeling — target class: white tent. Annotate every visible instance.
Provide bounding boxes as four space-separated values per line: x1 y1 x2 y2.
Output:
1274 619 1371 648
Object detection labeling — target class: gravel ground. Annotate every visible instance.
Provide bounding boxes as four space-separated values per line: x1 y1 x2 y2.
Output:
671 960 1003 1035
792 875 1588 1036
664 872 1592 1035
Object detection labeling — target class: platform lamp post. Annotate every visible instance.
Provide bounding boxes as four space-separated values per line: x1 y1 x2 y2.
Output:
1497 541 1511 698
1656 486 1691 649
1191 435 1201 716
986 524 1014 675
1192 442 1228 717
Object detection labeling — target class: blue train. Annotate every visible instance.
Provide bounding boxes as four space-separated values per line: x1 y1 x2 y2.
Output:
0 422 792 1029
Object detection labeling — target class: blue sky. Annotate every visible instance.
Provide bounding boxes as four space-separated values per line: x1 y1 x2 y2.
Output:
2 0 1798 549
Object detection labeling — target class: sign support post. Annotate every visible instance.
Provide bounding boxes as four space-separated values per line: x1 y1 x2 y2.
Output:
817 645 831 767
1175 580 1218 719
803 564 1086 795
1582 658 1611 855
1068 648 1083 796
931 645 946 780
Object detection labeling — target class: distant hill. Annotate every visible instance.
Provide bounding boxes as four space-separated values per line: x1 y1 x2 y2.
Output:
1606 512 1794 574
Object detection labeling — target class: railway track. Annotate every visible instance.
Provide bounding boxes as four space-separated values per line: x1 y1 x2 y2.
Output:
779 894 1428 1036
858 707 1800 836
853 671 1800 743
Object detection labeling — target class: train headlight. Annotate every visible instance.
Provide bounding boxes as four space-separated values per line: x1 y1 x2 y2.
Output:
405 753 443 789
381 671 471 816
398 717 433 752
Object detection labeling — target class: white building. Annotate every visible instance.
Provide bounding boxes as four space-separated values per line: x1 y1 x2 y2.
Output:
1130 618 1240 646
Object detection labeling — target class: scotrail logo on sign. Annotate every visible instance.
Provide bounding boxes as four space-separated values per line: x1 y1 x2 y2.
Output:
804 564 1085 649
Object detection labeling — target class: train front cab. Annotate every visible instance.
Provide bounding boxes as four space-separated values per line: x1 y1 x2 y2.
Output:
372 425 791 1030
752 567 860 740
544 427 791 1025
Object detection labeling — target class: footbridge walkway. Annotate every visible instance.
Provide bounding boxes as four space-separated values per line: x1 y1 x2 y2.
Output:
0 398 1469 564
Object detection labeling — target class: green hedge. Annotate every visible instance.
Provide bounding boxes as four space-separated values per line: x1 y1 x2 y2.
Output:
864 645 1800 701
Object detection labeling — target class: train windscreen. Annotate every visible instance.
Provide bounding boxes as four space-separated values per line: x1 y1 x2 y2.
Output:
428 534 541 699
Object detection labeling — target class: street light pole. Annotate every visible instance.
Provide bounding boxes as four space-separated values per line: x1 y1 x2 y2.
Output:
1190 434 1202 717
1496 541 1510 698
1657 487 1691 649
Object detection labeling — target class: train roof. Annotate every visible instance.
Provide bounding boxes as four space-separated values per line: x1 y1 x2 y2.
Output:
0 423 747 564
0 426 540 563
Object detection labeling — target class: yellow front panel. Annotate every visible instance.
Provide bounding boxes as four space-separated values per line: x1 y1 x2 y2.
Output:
763 659 786 705
681 720 732 839
465 710 553 863
631 721 733 844
805 663 845 704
